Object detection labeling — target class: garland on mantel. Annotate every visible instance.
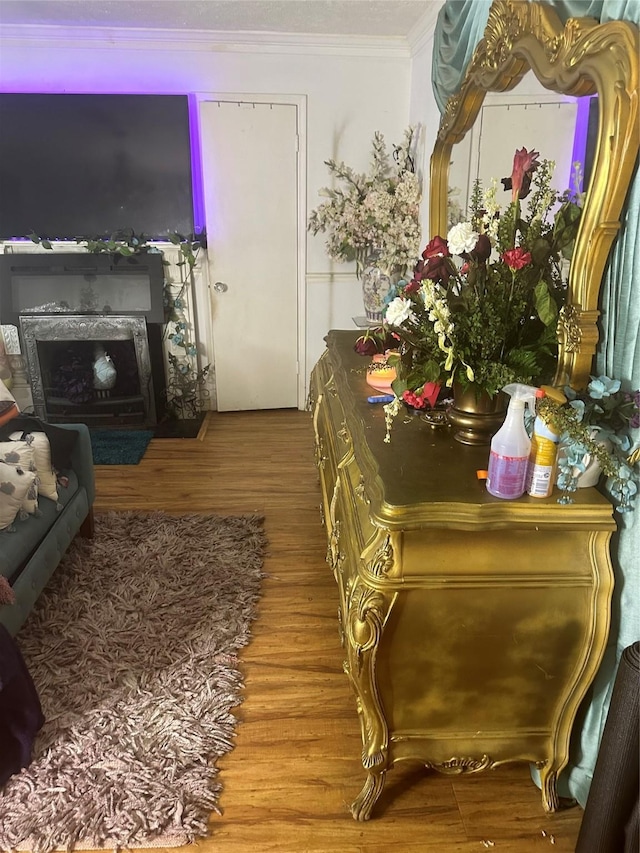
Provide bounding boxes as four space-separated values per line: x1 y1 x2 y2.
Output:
27 230 210 420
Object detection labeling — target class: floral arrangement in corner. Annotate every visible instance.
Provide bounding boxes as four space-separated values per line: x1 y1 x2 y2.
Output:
308 127 422 277
28 230 209 420
537 375 640 513
379 148 583 435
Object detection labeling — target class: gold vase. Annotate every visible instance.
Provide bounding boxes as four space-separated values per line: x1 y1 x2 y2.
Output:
447 383 508 446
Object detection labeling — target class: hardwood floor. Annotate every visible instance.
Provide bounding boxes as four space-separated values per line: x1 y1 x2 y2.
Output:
94 409 584 852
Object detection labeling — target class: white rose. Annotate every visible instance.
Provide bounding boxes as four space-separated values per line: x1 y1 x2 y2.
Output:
447 221 479 255
385 297 413 327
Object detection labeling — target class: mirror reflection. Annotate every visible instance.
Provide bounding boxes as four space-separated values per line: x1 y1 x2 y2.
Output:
447 74 594 232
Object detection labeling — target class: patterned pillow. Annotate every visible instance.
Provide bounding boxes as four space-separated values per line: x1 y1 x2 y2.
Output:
0 460 37 531
9 431 58 502
0 441 38 514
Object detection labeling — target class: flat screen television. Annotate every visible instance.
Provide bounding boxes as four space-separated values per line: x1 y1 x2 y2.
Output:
0 93 197 241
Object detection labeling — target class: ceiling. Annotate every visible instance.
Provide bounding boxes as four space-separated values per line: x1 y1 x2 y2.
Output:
0 1 439 37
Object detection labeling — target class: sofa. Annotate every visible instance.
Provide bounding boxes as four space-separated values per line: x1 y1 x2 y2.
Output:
0 417 95 636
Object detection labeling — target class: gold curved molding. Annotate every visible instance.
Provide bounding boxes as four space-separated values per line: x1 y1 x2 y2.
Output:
430 755 493 775
430 0 639 389
343 580 397 820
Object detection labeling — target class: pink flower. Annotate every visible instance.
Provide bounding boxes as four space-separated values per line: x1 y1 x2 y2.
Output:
502 247 532 271
508 147 540 202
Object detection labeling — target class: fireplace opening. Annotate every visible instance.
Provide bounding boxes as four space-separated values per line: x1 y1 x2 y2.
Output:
20 315 158 428
38 338 146 425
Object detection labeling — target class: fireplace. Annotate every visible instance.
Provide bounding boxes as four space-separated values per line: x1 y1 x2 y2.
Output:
20 316 157 426
1 252 166 427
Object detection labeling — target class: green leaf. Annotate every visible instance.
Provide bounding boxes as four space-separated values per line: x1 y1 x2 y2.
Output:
553 201 582 253
391 377 408 398
534 280 557 326
530 238 552 266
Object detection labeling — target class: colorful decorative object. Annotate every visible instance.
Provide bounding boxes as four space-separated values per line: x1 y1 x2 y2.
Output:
361 257 397 322
365 353 397 394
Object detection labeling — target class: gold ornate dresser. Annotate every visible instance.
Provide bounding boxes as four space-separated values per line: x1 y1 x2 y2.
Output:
310 330 615 821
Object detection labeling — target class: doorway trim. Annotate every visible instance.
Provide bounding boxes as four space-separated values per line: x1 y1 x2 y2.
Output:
193 91 307 409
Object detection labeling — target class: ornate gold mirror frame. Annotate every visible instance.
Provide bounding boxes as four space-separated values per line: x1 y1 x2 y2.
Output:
430 0 639 390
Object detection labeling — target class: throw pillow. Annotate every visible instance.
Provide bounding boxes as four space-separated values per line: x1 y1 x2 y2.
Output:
9 431 58 503
0 441 38 515
0 461 37 531
0 379 19 428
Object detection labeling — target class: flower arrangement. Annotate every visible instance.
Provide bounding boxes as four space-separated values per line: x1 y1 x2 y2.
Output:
382 148 583 409
537 375 640 512
308 127 422 276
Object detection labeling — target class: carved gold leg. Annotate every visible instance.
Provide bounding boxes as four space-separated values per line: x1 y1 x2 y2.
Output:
343 577 396 820
539 763 560 812
351 768 387 820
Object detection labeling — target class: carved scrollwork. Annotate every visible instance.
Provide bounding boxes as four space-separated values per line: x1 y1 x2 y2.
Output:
327 519 344 579
306 387 317 412
337 605 345 647
365 535 395 579
337 421 350 444
354 474 369 505
342 576 397 820
314 435 327 470
557 304 582 353
429 755 493 775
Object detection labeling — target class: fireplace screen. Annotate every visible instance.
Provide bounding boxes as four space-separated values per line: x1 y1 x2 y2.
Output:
20 315 156 426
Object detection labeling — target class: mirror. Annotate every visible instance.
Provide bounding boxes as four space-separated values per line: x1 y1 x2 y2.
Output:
430 0 639 390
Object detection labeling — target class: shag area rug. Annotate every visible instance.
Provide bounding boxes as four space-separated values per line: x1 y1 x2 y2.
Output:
0 511 267 852
89 429 155 465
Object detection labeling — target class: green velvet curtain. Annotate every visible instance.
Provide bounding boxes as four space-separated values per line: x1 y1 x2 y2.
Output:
431 0 640 809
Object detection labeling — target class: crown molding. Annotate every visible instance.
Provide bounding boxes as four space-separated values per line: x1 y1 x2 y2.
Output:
0 23 412 58
407 2 443 57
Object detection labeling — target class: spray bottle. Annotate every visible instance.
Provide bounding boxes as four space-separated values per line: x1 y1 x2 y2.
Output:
486 383 539 500
526 385 567 498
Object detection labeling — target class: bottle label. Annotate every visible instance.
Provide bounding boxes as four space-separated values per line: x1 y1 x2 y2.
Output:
530 434 557 466
526 435 558 498
486 452 529 499
527 464 554 497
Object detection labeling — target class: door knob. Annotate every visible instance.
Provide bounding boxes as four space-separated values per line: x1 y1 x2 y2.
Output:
213 281 228 293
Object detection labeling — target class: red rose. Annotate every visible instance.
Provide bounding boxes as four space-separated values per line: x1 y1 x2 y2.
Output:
502 247 532 271
404 278 422 294
354 336 380 356
470 233 492 261
424 255 452 283
422 236 450 260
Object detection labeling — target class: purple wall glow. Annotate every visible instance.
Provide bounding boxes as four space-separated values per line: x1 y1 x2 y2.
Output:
571 95 591 194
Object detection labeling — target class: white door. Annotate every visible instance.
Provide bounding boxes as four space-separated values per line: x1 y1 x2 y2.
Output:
199 100 299 411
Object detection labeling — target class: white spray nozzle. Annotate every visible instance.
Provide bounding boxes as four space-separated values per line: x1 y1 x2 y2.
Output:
502 383 539 413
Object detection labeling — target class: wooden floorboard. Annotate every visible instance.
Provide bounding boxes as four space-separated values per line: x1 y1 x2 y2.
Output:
92 409 584 852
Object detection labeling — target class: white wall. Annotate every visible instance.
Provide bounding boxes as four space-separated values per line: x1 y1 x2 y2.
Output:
0 15 444 402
